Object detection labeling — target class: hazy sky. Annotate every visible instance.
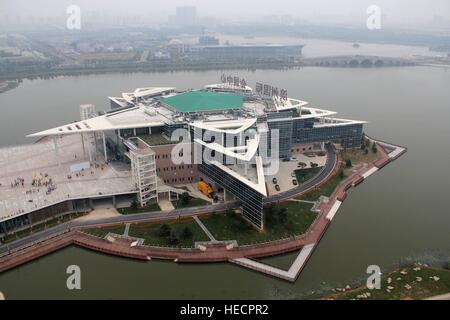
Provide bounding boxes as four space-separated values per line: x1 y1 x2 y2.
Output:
1 0 450 28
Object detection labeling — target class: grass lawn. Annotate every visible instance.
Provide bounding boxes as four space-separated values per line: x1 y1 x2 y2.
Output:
172 197 210 209
341 148 379 166
82 225 125 238
117 202 161 215
295 167 323 183
298 171 344 201
128 217 209 247
200 202 317 245
324 265 450 300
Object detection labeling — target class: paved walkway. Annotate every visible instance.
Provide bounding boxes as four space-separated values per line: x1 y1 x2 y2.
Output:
0 135 134 222
230 243 316 282
288 199 317 205
75 208 120 222
158 199 175 211
124 223 130 237
193 216 217 242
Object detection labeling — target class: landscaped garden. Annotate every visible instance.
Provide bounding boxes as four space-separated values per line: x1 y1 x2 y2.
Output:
83 224 126 238
297 167 345 202
295 166 323 183
172 192 210 209
200 201 317 245
128 217 209 247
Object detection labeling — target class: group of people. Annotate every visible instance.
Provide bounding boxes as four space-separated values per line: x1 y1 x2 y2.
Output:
31 173 52 188
10 177 25 189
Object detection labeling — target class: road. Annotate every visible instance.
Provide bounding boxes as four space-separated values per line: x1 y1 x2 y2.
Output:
0 144 338 256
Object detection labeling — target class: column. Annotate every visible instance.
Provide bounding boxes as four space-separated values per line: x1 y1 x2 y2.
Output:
53 136 60 166
87 135 92 164
102 131 107 162
81 133 86 157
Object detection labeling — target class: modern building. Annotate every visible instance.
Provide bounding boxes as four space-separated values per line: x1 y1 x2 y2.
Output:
0 80 366 234
188 44 305 60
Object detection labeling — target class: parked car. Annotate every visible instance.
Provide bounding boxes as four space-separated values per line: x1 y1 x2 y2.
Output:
291 172 296 178
292 179 298 185
275 184 281 191
272 177 278 184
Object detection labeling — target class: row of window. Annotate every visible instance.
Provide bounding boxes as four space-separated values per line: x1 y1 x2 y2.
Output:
156 165 194 172
156 152 191 160
163 177 194 184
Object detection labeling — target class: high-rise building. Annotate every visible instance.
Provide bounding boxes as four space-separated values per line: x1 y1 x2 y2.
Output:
174 6 197 26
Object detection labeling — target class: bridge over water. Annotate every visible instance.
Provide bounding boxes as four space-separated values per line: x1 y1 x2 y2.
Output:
301 55 417 68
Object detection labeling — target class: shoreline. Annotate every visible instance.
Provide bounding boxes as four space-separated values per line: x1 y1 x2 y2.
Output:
0 139 407 282
321 264 450 300
0 80 20 94
0 56 426 83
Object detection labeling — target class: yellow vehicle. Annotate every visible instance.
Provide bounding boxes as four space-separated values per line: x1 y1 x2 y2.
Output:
197 180 214 198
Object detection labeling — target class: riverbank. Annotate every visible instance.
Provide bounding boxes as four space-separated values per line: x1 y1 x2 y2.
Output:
0 80 20 94
322 263 450 300
0 60 302 82
0 54 425 82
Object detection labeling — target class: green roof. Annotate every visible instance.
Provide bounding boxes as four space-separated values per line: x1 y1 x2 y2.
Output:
161 91 243 113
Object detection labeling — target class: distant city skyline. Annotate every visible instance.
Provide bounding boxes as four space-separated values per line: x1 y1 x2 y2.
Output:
1 0 450 31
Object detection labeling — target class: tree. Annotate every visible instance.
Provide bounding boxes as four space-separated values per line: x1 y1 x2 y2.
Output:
265 204 276 226
310 162 319 168
364 148 369 155
298 162 307 169
345 159 352 168
168 231 180 245
339 169 345 179
180 192 190 205
180 226 193 239
277 207 288 224
158 223 171 237
372 144 378 154
130 198 139 210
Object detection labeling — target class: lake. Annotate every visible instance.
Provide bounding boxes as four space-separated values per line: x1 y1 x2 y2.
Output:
0 66 449 299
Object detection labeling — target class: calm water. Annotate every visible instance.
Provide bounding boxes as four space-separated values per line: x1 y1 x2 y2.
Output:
0 67 449 299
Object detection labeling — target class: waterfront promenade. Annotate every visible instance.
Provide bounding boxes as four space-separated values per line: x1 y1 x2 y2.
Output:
0 140 406 281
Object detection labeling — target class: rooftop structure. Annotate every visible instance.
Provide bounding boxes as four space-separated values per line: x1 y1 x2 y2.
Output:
1 80 367 233
161 91 244 113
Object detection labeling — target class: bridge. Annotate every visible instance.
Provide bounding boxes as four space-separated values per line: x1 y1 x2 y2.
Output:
301 55 417 68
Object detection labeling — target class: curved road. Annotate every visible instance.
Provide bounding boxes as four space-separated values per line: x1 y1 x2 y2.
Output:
0 144 338 256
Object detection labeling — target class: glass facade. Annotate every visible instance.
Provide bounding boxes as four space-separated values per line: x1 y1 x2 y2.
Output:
293 119 363 149
267 111 293 159
199 163 264 229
